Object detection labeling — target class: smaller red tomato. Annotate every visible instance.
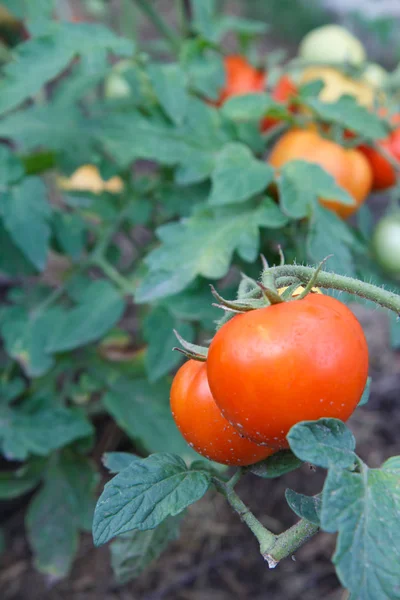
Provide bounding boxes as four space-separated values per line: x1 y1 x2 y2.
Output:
170 360 275 466
217 55 265 105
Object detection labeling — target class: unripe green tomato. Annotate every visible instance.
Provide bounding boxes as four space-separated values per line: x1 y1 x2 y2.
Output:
85 0 107 19
299 24 366 66
362 63 388 88
104 72 131 99
372 215 400 279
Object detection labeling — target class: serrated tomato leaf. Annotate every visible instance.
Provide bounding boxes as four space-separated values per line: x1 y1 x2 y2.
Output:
110 515 183 584
102 452 141 474
287 418 356 469
248 450 302 479
321 462 400 599
92 453 211 546
285 489 321 525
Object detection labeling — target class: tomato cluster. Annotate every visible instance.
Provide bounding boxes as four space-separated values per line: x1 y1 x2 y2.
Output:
171 293 369 465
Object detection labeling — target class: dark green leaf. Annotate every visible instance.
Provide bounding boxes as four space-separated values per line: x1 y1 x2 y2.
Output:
0 459 45 500
307 204 356 276
103 452 140 474
277 160 354 219
248 450 302 479
1 305 59 377
110 515 183 584
148 63 189 126
0 378 26 405
222 93 285 121
2 0 54 19
305 96 388 140
143 306 194 382
209 143 274 205
321 462 400 599
217 15 269 36
285 489 321 525
0 222 37 275
53 212 86 261
92 453 211 546
0 402 93 461
287 418 356 469
0 22 133 115
26 452 99 577
0 177 51 270
358 376 371 407
0 146 24 185
136 201 288 303
103 378 197 459
182 45 224 100
191 0 218 42
47 280 125 353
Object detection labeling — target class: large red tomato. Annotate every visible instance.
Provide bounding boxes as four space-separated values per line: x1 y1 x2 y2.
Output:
170 360 275 466
207 294 369 449
269 129 373 218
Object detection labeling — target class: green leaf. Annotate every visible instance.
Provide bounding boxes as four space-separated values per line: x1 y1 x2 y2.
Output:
358 376 371 407
98 99 227 179
52 211 86 261
0 401 93 461
321 462 400 599
0 459 45 500
209 143 274 205
0 177 51 271
0 378 26 405
217 15 269 37
0 222 37 275
103 378 197 459
0 22 133 115
92 453 211 546
136 201 288 303
26 452 99 577
222 93 285 121
148 63 189 126
103 452 140 474
182 44 224 100
163 285 220 330
277 160 354 220
2 0 54 20
1 305 59 377
47 280 125 353
305 96 389 141
248 450 302 479
0 146 24 185
307 204 356 276
143 306 194 382
191 0 218 42
285 490 321 525
110 515 183 584
287 418 356 469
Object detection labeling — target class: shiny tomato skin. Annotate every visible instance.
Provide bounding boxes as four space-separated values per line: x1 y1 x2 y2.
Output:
207 294 369 449
170 360 275 466
269 129 372 218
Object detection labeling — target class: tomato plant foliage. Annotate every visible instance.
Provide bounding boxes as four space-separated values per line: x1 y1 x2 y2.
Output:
0 0 399 595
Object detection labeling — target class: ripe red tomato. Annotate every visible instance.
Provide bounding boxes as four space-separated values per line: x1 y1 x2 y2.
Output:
207 294 369 449
170 360 275 465
269 129 373 218
217 55 265 105
359 128 400 191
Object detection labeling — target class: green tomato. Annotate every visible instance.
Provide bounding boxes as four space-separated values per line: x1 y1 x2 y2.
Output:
363 63 388 88
299 25 366 67
372 215 400 279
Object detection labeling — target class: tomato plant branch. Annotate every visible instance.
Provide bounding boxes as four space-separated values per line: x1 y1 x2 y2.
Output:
133 0 181 53
263 519 320 568
262 265 400 314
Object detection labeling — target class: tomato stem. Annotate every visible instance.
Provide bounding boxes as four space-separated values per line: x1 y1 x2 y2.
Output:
262 264 400 314
263 519 320 568
133 0 181 54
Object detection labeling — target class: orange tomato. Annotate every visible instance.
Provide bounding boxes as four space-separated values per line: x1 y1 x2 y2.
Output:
207 294 369 449
269 129 373 218
170 360 275 465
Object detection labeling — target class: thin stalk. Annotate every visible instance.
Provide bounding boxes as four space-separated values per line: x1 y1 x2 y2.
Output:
263 519 319 568
94 257 135 297
262 265 400 315
133 0 181 53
